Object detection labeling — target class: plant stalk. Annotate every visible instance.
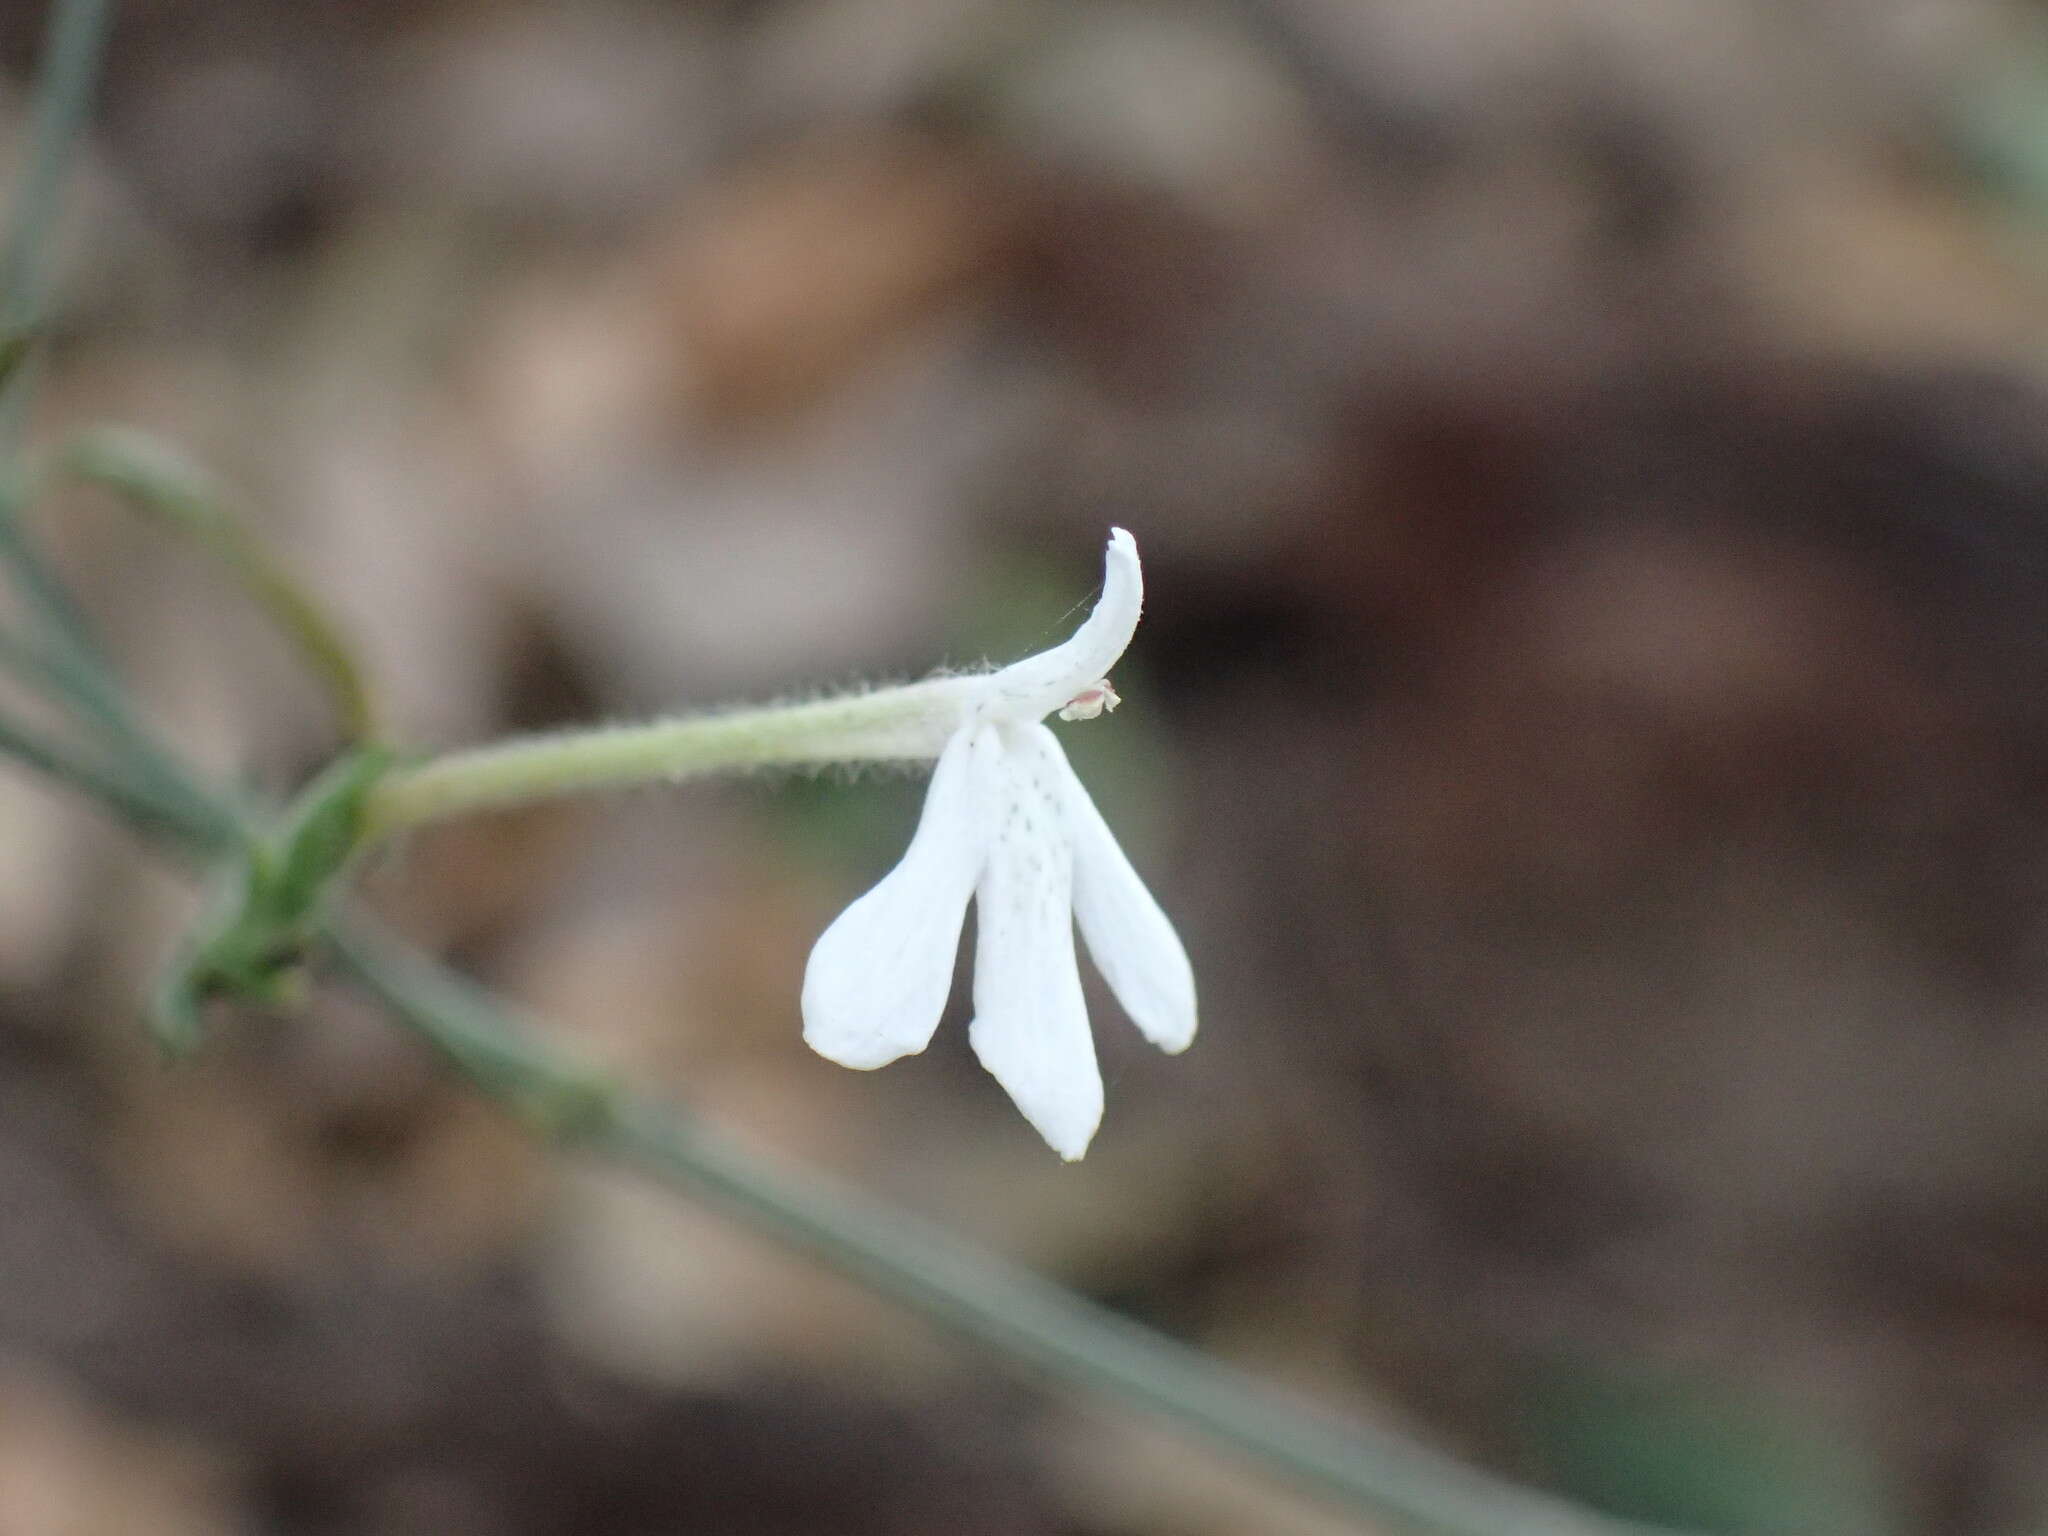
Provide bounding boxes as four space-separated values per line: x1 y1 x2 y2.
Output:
363 680 973 839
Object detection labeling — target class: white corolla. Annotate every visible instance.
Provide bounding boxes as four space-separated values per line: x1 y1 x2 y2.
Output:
801 529 1196 1159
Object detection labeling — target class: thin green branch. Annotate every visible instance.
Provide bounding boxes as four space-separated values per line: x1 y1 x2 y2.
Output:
0 471 195 787
331 912 1678 1536
0 707 224 851
0 0 112 318
58 428 382 742
0 612 247 847
0 0 124 688
0 473 111 662
0 0 114 444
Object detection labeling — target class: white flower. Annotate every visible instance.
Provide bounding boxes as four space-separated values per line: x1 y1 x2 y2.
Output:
801 528 1196 1159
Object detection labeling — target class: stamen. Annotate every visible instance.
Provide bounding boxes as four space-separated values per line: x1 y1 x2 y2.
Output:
1057 679 1120 722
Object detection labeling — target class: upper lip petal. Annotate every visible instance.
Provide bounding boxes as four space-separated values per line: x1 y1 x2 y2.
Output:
980 529 1143 725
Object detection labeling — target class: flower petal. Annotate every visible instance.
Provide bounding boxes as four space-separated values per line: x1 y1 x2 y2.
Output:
1026 724 1197 1053
982 528 1143 723
967 728 1102 1159
802 726 990 1069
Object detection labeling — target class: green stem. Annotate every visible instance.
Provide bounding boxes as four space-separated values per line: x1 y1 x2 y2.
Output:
0 517 246 846
0 610 247 845
363 680 971 839
0 0 114 444
0 631 244 857
330 913 1677 1536
0 0 112 317
0 3 234 845
0 467 243 838
58 428 382 742
0 487 98 647
0 708 226 852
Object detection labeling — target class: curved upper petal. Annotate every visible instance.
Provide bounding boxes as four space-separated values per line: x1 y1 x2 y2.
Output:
802 726 992 1069
966 727 1102 1159
981 528 1143 724
1025 724 1197 1053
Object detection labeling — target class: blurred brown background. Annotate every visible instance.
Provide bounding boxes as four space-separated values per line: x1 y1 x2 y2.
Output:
7 0 2048 1531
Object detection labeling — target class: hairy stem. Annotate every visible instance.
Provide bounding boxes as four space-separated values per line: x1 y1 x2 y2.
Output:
363 679 972 839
